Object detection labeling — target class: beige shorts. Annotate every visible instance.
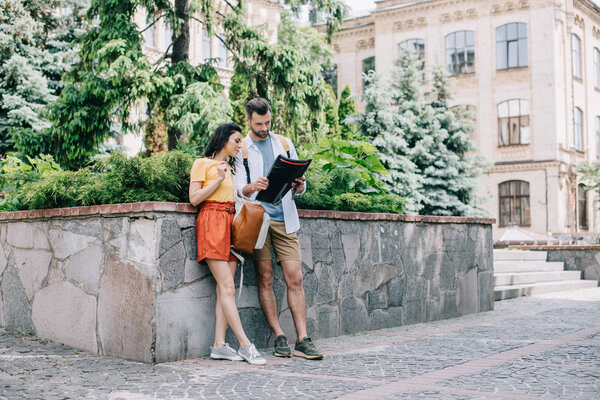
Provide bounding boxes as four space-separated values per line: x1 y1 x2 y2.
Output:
253 220 301 263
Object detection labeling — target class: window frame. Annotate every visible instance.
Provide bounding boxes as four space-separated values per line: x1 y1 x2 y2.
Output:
574 106 584 151
572 33 582 79
445 30 475 76
498 180 531 227
202 29 212 62
398 39 425 61
362 56 375 93
594 47 600 89
497 99 530 146
496 22 528 70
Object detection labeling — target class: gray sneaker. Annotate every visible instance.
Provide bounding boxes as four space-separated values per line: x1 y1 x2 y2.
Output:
210 343 243 361
273 335 291 357
237 343 267 365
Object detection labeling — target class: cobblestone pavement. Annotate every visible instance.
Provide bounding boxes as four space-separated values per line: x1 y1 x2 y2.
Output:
2 288 600 400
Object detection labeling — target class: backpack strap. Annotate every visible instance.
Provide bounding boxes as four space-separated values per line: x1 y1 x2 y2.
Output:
241 140 251 184
276 134 291 158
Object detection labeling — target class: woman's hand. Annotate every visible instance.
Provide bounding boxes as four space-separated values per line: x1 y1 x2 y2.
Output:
216 162 227 181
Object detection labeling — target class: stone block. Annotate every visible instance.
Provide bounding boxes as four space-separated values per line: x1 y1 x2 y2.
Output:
158 218 182 257
340 296 369 334
13 248 52 300
316 265 335 305
458 267 479 315
158 241 186 291
98 258 153 362
317 305 339 338
64 244 103 294
425 299 440 322
6 222 34 249
49 229 97 260
478 271 494 312
367 288 388 312
276 308 296 343
298 233 313 270
227 307 271 349
126 218 156 265
338 274 354 299
0 292 4 327
0 245 7 278
1 268 33 332
58 219 102 237
303 270 318 307
306 315 317 339
371 307 403 330
405 278 424 301
329 231 346 276
32 224 50 250
32 281 97 353
441 291 460 319
388 276 406 307
440 257 457 290
311 233 331 265
236 286 261 309
404 299 424 325
354 263 396 297
183 260 210 283
156 278 216 361
341 234 360 273
182 228 197 261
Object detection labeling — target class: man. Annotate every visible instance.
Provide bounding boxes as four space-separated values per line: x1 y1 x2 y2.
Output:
234 98 323 360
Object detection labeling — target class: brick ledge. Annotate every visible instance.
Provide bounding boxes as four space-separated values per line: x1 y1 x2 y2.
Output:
0 202 495 224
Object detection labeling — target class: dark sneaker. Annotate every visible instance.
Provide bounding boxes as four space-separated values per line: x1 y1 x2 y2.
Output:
293 337 323 360
273 335 291 357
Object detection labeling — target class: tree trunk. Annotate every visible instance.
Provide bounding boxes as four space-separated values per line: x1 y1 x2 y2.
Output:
172 0 190 64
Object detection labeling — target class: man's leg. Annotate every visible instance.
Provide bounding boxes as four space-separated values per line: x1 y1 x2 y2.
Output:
255 259 285 338
280 259 307 340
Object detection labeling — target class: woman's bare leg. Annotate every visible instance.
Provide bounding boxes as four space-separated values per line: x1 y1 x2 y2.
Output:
213 261 238 347
206 259 250 348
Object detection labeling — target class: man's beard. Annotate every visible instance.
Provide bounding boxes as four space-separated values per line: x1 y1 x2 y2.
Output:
252 128 269 139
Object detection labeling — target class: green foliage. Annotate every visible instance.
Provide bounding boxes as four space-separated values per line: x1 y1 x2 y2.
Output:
295 137 405 213
0 154 62 211
337 85 357 139
323 84 339 136
7 151 194 210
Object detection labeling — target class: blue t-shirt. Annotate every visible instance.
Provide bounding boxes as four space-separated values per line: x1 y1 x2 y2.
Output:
253 137 285 221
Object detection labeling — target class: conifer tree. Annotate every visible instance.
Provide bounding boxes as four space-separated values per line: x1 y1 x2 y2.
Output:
349 71 423 213
324 84 339 136
337 85 357 138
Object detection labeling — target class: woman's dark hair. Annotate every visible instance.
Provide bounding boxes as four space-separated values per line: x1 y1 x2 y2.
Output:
203 123 242 167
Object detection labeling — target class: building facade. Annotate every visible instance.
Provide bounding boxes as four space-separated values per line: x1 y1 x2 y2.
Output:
329 0 600 240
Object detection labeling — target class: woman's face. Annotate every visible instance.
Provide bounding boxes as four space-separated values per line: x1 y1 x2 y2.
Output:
224 131 243 157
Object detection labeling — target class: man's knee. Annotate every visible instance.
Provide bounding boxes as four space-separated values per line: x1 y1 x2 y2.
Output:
256 260 274 288
282 261 303 290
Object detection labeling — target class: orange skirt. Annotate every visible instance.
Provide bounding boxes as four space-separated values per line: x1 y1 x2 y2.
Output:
196 201 237 263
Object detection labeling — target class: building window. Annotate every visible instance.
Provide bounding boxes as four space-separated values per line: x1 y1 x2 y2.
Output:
574 107 583 151
499 180 530 227
323 64 338 96
596 116 600 157
144 20 155 48
362 56 375 92
572 34 582 79
202 29 211 61
399 39 425 60
497 23 527 70
217 35 228 68
578 184 588 229
594 47 600 89
498 99 530 146
445 31 475 76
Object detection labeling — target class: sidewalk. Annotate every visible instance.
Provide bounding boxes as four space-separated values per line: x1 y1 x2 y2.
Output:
2 288 599 400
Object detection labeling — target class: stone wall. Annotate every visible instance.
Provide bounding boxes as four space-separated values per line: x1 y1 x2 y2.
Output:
0 203 495 363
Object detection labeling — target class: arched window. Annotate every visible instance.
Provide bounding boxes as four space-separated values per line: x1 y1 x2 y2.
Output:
499 181 530 227
497 99 530 146
594 47 600 89
578 184 588 229
445 31 475 76
202 29 211 61
572 34 582 79
398 39 425 61
496 23 527 69
362 56 375 92
574 107 583 151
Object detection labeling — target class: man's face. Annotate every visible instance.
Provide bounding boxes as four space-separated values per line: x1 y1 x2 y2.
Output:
247 111 271 141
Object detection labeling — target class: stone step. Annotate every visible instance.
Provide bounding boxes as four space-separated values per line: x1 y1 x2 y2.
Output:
493 250 547 261
494 280 598 301
494 270 582 286
494 260 565 273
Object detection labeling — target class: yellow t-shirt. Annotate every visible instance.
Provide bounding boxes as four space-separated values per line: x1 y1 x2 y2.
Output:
190 158 234 202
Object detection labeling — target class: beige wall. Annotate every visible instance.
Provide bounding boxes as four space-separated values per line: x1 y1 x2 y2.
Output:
330 0 600 238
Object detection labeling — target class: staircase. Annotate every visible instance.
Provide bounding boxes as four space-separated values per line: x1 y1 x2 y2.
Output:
493 250 598 300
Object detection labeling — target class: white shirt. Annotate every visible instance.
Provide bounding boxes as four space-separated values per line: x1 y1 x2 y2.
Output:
234 132 306 234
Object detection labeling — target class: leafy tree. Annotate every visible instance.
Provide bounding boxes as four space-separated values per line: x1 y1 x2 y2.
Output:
323 84 339 136
337 85 357 138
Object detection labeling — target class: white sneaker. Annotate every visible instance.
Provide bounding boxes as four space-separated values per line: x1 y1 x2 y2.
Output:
237 343 267 365
210 343 243 361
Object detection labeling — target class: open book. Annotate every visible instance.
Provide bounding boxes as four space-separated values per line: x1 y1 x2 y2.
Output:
256 155 312 205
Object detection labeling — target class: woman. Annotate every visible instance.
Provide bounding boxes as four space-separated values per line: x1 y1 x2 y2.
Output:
189 123 266 365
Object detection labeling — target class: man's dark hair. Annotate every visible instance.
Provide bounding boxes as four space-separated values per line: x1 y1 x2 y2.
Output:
246 98 271 118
